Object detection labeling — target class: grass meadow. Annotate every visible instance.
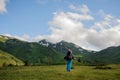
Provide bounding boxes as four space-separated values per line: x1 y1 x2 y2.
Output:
0 64 120 80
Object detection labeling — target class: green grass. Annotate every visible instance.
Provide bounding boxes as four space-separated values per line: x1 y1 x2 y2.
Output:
0 37 7 43
0 50 24 67
0 64 120 80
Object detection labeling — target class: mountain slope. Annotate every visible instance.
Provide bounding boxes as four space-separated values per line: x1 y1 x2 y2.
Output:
96 46 120 64
3 39 64 65
39 39 93 55
0 50 24 67
83 46 120 65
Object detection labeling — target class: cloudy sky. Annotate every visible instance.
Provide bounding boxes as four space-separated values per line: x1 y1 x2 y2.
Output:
0 0 120 51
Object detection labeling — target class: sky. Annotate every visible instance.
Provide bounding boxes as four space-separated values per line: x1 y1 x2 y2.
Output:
0 0 120 51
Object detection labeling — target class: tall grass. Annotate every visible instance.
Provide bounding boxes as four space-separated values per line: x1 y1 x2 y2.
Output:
0 64 120 80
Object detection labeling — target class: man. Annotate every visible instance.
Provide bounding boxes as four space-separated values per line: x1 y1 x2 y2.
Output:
64 49 74 72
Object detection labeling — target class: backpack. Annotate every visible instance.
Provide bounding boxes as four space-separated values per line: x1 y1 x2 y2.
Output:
64 56 67 60
64 55 73 60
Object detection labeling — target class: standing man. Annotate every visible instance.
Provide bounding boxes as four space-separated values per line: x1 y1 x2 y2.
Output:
64 49 74 72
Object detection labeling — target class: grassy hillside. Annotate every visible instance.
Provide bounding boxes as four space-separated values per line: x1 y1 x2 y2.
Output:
4 39 65 65
0 64 120 80
0 50 24 68
0 35 9 51
83 46 120 65
0 34 12 42
97 46 120 64
0 37 6 42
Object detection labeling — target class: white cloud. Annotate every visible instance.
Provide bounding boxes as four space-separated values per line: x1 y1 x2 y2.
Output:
4 34 45 42
3 4 120 51
0 0 8 14
86 25 120 50
47 11 90 44
4 34 27 41
92 14 114 31
45 5 120 51
69 4 90 14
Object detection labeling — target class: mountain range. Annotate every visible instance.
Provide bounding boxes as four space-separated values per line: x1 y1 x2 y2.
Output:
39 39 94 55
0 35 64 66
0 34 120 67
